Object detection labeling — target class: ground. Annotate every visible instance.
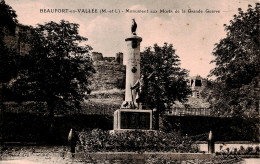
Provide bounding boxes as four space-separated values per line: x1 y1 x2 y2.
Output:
1 146 257 164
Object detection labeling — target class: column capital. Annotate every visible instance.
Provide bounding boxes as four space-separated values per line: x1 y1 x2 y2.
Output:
125 35 142 42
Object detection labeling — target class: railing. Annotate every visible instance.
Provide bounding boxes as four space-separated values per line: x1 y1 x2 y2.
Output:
2 102 212 117
2 102 118 116
167 107 211 116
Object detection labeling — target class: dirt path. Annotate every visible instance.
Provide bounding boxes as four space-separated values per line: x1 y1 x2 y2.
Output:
0 146 84 164
1 146 253 164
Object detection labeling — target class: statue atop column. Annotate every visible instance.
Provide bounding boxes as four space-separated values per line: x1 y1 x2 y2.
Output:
131 19 137 35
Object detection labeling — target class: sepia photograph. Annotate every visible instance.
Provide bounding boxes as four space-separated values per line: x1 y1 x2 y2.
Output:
0 0 259 163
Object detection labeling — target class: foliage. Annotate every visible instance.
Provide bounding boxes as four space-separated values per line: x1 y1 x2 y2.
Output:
165 115 259 141
1 113 113 143
203 4 260 117
145 156 242 164
217 146 260 156
0 1 19 83
6 20 95 131
0 37 19 84
141 43 191 129
0 0 17 35
79 129 198 153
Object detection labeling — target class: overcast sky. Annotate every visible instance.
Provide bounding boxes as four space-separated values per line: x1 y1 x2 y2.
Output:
5 0 258 77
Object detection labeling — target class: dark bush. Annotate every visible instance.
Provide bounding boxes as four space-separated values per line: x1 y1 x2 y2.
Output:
233 148 238 155
164 116 259 142
1 113 112 144
220 146 260 156
146 156 242 164
78 129 199 152
246 147 254 154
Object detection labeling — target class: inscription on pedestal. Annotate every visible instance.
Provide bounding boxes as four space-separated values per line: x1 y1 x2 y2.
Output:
121 111 150 129
113 109 152 130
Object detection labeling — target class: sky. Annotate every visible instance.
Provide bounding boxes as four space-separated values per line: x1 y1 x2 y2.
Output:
5 0 258 78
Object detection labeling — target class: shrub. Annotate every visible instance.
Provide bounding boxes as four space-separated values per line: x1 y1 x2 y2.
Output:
222 146 260 155
246 147 254 154
78 129 199 152
233 148 238 155
146 156 241 164
226 148 230 153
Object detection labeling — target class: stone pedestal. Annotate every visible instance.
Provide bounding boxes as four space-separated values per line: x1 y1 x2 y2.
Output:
113 109 152 130
121 35 142 109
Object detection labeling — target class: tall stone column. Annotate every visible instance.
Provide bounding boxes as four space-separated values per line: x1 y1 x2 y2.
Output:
111 20 153 132
121 35 142 109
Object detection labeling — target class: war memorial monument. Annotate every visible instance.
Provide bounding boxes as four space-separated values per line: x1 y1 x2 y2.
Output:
112 19 153 131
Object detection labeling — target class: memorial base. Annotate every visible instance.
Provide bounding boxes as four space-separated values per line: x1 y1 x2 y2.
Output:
113 109 152 130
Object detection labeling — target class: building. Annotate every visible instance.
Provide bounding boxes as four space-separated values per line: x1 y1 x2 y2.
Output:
3 24 32 55
168 75 211 116
189 75 208 98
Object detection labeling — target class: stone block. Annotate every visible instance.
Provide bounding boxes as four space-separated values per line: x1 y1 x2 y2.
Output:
113 109 152 130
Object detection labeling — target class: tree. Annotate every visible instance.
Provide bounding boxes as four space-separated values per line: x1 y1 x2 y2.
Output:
0 0 17 34
0 0 19 146
203 4 260 117
141 43 191 130
8 20 95 136
0 0 19 83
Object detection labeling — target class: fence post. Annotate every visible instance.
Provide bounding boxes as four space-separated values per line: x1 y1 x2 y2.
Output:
68 128 76 158
208 130 215 154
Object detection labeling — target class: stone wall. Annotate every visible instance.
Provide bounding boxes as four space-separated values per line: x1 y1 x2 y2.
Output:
3 24 31 55
91 52 126 90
